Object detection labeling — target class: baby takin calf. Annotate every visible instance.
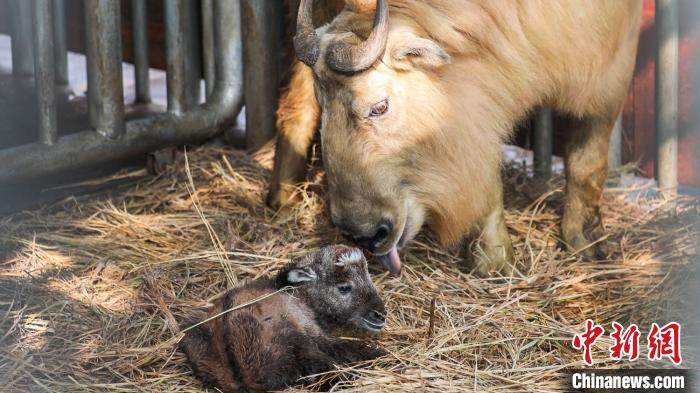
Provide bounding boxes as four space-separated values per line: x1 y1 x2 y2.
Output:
179 245 387 392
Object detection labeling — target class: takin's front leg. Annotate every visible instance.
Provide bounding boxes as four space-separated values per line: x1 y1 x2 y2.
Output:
266 61 320 211
562 114 616 259
469 188 515 277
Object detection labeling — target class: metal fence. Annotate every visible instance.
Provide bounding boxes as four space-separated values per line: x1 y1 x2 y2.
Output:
0 0 267 185
0 0 681 193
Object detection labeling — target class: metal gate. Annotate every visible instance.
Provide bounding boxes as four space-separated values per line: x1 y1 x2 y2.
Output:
0 0 255 185
0 0 682 194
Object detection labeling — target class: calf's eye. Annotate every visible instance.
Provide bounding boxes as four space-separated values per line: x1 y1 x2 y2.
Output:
337 284 352 295
369 98 389 117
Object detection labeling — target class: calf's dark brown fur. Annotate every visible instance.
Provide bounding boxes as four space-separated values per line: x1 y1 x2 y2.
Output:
179 245 387 392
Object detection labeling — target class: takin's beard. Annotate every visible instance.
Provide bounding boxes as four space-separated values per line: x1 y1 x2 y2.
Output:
412 124 505 248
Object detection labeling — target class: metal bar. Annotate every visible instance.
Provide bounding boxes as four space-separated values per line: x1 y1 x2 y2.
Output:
53 0 69 86
241 0 282 150
533 107 553 179
213 0 243 92
131 0 151 103
655 0 679 193
202 0 216 99
33 0 58 145
0 0 244 184
9 0 35 78
165 0 188 113
85 0 126 139
185 0 202 107
85 0 98 127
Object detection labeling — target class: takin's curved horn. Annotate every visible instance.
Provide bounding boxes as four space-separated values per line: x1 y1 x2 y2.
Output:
294 0 321 67
325 0 389 73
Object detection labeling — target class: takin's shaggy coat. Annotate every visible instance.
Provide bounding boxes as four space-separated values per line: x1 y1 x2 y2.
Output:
269 0 643 276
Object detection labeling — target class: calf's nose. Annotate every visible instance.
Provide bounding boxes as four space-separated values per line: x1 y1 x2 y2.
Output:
365 309 386 327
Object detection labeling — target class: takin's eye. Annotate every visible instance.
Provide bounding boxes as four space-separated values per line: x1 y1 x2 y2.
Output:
337 284 352 295
369 98 389 117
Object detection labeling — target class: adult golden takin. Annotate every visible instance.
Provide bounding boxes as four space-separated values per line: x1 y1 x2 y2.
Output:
269 0 643 276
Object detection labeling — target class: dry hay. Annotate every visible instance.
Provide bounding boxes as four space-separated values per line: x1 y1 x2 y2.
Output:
0 143 698 392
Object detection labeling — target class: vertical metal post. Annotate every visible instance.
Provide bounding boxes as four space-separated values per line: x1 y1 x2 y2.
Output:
655 0 679 193
85 0 98 127
33 0 58 144
9 0 35 78
202 0 216 99
85 0 126 139
165 0 188 113
241 0 282 150
185 0 202 107
131 0 151 103
53 0 69 87
533 107 553 179
214 0 243 91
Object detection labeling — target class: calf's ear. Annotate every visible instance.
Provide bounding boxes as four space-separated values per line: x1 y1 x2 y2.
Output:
276 265 317 287
286 267 317 283
390 33 450 71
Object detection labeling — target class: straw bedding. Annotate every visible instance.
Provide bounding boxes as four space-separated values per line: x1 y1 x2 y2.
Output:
0 142 697 392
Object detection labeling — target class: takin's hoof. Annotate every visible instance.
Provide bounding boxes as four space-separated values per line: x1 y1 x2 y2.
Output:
265 184 303 213
563 215 611 260
469 243 515 278
565 234 611 260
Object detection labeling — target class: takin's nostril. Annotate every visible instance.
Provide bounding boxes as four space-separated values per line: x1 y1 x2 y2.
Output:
370 221 392 247
341 220 393 252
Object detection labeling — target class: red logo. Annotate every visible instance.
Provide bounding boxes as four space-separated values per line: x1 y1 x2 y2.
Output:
609 322 640 361
572 319 605 366
573 321 682 365
647 322 682 365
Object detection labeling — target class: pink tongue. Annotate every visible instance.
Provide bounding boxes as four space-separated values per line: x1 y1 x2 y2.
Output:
378 247 402 276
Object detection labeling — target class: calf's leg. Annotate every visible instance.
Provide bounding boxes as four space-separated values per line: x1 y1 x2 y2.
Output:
226 313 334 391
267 61 319 210
179 312 242 393
317 336 388 364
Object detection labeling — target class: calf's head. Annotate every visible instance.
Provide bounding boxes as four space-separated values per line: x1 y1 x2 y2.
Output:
276 245 386 334
295 0 452 275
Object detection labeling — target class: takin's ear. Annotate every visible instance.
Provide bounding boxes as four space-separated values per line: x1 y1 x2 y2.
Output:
276 265 317 287
390 35 450 71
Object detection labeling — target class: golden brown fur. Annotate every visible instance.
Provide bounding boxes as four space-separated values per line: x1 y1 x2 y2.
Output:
270 1 643 275
268 0 346 209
